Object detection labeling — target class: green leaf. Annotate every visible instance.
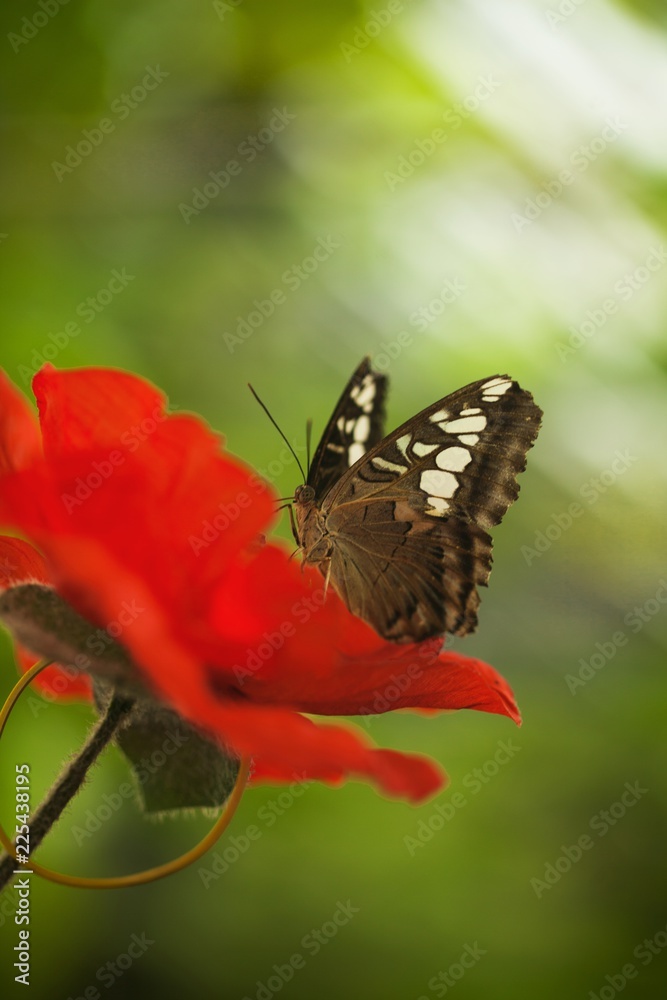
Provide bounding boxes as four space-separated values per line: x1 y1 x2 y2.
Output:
0 583 147 695
110 696 241 814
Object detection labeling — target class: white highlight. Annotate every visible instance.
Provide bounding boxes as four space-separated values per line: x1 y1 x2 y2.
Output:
420 469 458 499
436 446 471 472
443 414 487 434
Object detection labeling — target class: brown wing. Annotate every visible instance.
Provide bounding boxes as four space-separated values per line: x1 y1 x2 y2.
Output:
326 499 492 642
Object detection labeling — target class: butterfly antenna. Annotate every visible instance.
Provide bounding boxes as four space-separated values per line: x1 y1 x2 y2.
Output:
306 417 313 477
248 383 307 482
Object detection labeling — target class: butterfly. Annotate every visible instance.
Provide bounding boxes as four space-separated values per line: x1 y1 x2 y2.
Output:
289 357 542 644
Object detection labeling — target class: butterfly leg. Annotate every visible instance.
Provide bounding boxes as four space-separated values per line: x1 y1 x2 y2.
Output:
323 559 332 596
286 503 300 546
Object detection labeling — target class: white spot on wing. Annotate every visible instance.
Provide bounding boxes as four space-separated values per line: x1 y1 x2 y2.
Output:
396 434 411 457
426 496 450 516
413 441 438 457
355 379 376 411
429 409 449 423
482 378 512 398
458 434 479 445
354 415 370 442
372 456 406 474
460 408 482 416
436 446 471 472
420 469 458 499
345 418 355 433
348 442 365 465
443 414 487 434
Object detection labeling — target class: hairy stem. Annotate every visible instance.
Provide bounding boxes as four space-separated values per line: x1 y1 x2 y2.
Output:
0 693 134 891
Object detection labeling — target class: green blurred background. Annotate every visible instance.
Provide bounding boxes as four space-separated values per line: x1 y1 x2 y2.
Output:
1 0 666 997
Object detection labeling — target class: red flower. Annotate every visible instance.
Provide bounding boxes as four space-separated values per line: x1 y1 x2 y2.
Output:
0 365 520 803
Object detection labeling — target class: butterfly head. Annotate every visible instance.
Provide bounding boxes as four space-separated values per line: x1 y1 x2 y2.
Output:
294 484 315 505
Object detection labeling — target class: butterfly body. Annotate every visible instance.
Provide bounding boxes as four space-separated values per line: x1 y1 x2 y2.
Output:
294 485 333 568
291 358 541 644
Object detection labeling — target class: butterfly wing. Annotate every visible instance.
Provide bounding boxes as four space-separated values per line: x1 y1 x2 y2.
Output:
322 375 542 642
327 502 493 641
306 357 388 503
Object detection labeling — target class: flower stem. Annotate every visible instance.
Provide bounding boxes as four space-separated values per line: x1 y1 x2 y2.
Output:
0 692 135 891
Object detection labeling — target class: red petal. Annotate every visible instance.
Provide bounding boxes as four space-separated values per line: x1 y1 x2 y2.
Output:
247 748 445 803
209 545 521 725
30 366 275 588
207 544 386 685
241 639 520 723
0 371 275 712
0 369 275 646
0 535 49 588
322 646 517 721
186 699 445 803
33 365 166 458
0 370 41 474
17 534 203 698
19 539 443 802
